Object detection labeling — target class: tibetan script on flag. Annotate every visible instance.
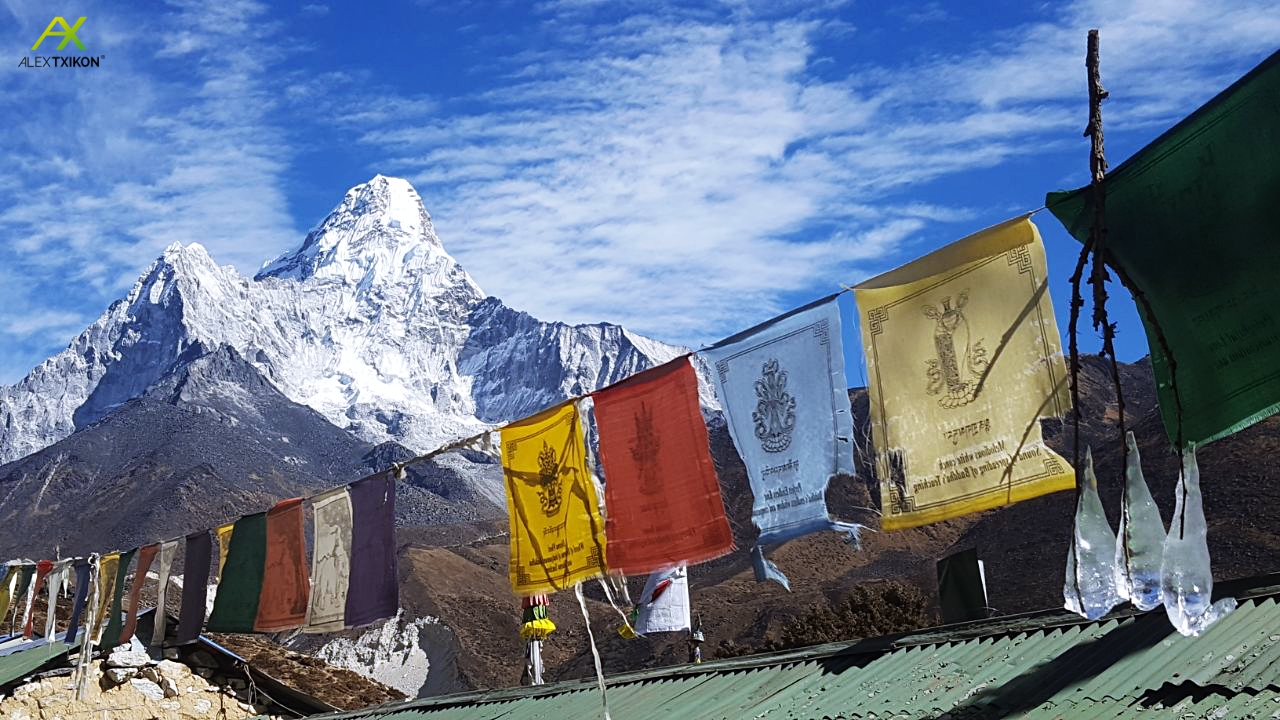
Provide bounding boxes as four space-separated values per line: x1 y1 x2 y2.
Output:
856 215 1074 530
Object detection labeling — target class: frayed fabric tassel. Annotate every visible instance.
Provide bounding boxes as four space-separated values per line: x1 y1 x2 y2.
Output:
575 583 611 720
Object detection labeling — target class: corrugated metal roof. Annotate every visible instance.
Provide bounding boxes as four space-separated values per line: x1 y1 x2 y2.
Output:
294 576 1280 720
0 637 76 688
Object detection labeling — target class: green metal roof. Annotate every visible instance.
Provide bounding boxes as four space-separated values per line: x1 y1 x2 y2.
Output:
296 576 1280 720
0 638 77 689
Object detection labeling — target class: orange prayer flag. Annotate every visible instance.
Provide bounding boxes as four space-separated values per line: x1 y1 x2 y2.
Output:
594 358 733 574
255 497 311 632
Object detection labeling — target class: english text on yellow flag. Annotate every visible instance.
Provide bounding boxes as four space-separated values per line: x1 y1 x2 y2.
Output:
501 401 607 594
855 215 1074 530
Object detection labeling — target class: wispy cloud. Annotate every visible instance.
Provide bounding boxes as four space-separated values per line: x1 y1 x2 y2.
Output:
0 0 300 381
332 0 1280 347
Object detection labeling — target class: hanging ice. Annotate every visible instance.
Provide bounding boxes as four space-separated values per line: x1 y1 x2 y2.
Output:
1114 432 1166 610
1161 445 1236 636
1063 448 1124 620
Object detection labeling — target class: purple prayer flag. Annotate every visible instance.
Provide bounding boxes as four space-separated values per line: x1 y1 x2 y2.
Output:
177 530 212 645
344 474 398 627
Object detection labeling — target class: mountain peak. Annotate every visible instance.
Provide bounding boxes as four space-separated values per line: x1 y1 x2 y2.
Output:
255 175 446 283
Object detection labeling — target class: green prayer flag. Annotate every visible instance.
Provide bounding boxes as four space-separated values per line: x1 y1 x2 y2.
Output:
100 548 136 648
1047 49 1280 446
206 512 267 633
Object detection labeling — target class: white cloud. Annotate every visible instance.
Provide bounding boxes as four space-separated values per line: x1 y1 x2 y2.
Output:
333 0 1280 348
0 0 300 381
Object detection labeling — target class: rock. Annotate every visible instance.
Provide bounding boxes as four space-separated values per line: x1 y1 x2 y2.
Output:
106 647 152 668
104 668 134 686
195 667 214 678
139 665 162 683
157 659 192 678
187 649 219 668
129 678 165 702
228 678 248 690
163 646 180 660
161 676 180 698
193 698 213 713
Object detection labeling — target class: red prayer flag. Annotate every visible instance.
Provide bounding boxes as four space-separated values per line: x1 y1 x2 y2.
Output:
594 358 733 574
23 560 54 639
255 497 311 632
120 544 159 642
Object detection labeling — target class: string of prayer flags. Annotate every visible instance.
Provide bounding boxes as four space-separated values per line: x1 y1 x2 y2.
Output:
305 488 354 633
593 358 733 575
1046 49 1280 446
24 560 53 639
92 553 119 643
855 216 1075 530
502 402 607 594
177 531 212 645
100 548 136 648
701 295 860 589
121 544 159 642
207 512 267 633
255 497 311 632
65 557 92 645
345 475 398 627
152 540 178 646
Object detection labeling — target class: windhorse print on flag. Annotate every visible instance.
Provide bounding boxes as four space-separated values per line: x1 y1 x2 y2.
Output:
305 487 353 633
855 215 1074 531
593 357 733 575
501 401 607 595
701 295 860 590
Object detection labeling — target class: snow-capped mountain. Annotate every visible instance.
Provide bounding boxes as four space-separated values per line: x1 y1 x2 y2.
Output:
0 175 685 464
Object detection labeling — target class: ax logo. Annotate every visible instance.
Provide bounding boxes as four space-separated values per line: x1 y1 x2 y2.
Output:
32 17 86 51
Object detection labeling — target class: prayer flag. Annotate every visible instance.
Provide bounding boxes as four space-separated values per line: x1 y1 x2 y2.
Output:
44 559 71 641
345 475 399 627
177 531 212 645
1047 50 1280 445
855 216 1074 530
100 548 136 648
121 544 158 643
305 487 353 633
701 295 859 587
152 540 178 646
215 522 235 582
12 564 34 626
207 512 267 633
23 560 53 639
65 558 91 645
633 566 691 635
0 564 15 624
593 358 733 575
256 498 311 632
502 402 607 594
92 554 119 643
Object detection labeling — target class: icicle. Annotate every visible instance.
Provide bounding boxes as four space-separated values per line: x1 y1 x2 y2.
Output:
1063 448 1123 620
1161 445 1236 636
1114 432 1166 610
575 583 611 720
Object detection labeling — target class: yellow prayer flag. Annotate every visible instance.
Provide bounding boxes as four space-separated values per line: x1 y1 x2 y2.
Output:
501 402 607 594
215 522 235 582
92 552 120 640
855 216 1074 530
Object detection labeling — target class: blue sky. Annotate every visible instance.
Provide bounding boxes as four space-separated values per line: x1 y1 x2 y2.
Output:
1 0 1278 386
